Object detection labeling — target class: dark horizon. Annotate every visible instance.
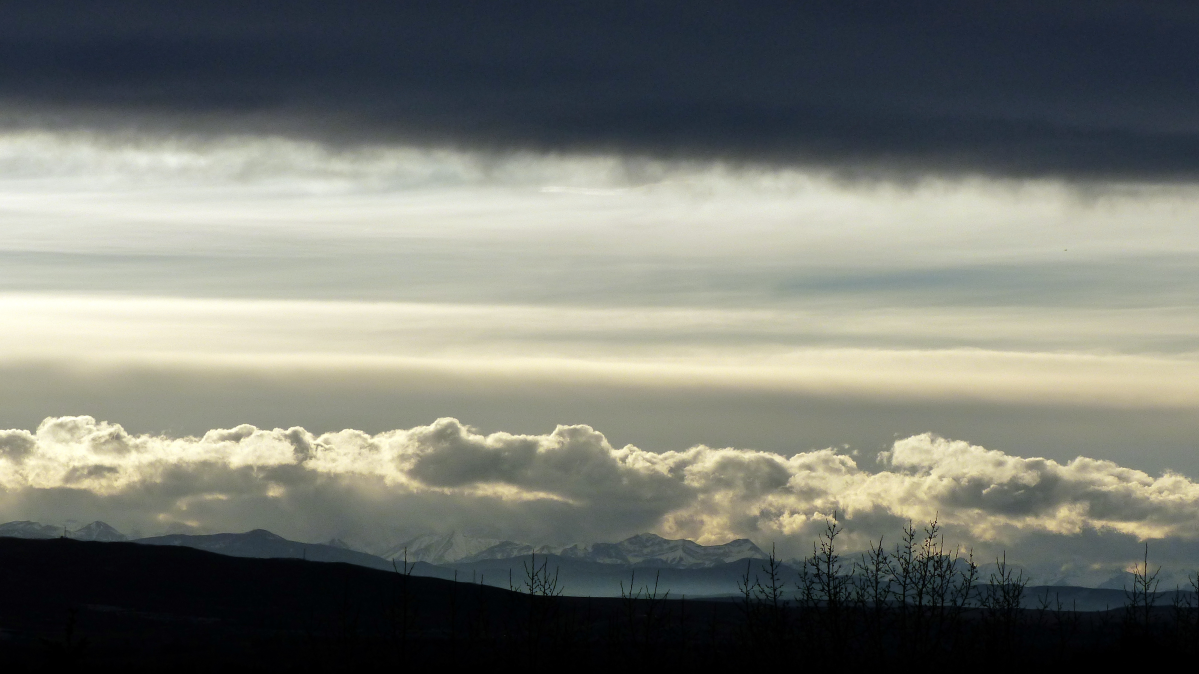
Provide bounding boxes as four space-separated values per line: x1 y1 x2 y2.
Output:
0 531 1192 670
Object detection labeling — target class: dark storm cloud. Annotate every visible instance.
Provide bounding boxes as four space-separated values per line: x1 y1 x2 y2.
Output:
2 1 1197 179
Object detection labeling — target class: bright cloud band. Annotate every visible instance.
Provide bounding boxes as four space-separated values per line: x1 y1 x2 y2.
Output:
3 416 1197 557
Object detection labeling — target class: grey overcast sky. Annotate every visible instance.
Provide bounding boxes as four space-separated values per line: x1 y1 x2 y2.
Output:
0 1 1197 579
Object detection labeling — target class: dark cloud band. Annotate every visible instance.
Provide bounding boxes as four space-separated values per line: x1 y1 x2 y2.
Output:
2 1 1197 179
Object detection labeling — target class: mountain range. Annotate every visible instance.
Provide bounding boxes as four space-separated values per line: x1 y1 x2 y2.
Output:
381 530 767 568
0 521 767 592
0 520 1164 605
0 519 128 542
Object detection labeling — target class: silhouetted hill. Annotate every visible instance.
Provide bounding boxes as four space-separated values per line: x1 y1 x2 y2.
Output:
0 538 1190 670
0 537 775 671
136 529 395 571
1022 585 1138 612
0 537 537 670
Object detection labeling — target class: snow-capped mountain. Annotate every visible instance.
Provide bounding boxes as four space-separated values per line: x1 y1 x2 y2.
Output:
70 521 128 542
0 520 128 541
0 521 754 571
557 533 766 568
381 531 766 568
379 531 504 564
0 520 62 539
458 541 559 563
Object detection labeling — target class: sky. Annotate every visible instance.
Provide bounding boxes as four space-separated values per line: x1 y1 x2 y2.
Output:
1 1 1198 581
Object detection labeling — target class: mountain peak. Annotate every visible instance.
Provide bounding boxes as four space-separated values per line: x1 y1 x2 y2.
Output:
0 520 130 541
70 521 128 542
621 532 669 544
242 529 286 541
381 531 504 565
0 520 61 539
549 533 766 568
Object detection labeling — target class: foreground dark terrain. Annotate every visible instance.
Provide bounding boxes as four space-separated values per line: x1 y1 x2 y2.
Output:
0 537 1195 672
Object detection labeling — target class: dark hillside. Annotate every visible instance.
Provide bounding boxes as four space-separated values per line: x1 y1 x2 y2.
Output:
0 537 1194 671
136 529 395 571
0 537 532 670
0 537 740 671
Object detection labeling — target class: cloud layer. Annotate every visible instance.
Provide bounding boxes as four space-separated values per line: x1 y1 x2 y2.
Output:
2 2 1198 179
4 416 1198 572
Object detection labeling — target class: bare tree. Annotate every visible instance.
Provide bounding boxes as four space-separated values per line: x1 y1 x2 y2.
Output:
804 512 853 655
620 569 670 652
508 551 564 663
1123 543 1161 638
1170 569 1199 654
853 535 892 659
390 548 417 664
752 544 789 659
979 552 1028 657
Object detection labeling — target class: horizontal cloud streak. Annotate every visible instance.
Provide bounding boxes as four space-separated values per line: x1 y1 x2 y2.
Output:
2 295 1197 409
3 416 1199 570
2 132 1196 314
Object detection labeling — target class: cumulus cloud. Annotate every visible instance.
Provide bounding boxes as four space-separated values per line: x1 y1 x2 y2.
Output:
871 436 1199 541
2 416 1198 570
0 430 35 462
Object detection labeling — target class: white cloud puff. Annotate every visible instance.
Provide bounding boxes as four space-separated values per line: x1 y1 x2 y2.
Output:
0 430 36 462
1 417 1197 562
